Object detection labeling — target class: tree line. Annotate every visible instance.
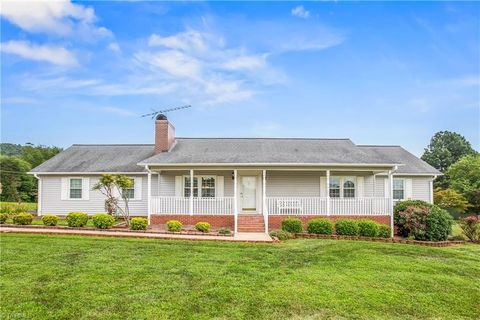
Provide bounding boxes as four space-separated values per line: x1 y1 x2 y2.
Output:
421 131 479 216
0 143 62 202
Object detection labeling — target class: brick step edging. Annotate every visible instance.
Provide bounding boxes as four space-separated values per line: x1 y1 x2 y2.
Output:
293 233 465 247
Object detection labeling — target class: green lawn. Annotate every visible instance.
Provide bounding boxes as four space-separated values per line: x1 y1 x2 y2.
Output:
1 234 479 320
0 201 37 212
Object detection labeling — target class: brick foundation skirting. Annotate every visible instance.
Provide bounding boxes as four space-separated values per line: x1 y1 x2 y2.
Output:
268 215 391 231
150 215 234 229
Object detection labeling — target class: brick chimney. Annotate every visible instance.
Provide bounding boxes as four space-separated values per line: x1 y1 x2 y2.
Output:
155 114 175 153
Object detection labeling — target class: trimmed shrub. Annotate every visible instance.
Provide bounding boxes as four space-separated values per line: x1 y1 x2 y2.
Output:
424 206 453 241
335 219 359 236
166 220 182 232
195 222 211 233
281 217 303 233
12 213 33 225
307 219 333 235
0 213 9 224
358 219 379 237
269 229 292 241
459 215 480 242
41 214 59 226
92 213 116 229
396 204 453 241
218 227 231 235
377 225 391 238
130 217 148 230
65 212 89 227
394 200 433 236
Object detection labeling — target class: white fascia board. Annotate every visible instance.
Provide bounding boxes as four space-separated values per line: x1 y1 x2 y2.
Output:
137 162 403 168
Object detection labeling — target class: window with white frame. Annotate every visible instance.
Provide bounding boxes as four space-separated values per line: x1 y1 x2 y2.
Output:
329 177 341 198
393 179 405 200
329 176 356 198
184 176 216 198
343 177 356 198
123 179 135 199
201 177 215 198
69 178 82 199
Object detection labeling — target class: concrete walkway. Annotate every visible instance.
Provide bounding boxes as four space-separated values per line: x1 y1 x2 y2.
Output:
0 227 273 243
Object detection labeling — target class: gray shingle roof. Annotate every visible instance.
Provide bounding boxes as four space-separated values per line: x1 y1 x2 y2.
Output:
31 144 155 173
30 139 440 175
139 138 398 165
358 145 441 174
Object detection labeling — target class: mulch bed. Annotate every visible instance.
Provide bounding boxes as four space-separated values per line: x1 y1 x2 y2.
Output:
293 233 466 247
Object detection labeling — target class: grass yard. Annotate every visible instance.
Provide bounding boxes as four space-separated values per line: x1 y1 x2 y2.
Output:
1 234 479 320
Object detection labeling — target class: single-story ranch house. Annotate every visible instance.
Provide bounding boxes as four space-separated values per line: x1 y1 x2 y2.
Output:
30 115 440 234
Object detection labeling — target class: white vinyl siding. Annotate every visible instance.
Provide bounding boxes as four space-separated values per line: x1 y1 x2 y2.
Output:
41 175 148 216
158 171 233 197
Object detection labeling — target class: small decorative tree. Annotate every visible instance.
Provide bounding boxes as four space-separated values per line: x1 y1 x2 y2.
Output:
93 174 134 226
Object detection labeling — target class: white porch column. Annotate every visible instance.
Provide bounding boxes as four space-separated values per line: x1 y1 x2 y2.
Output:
234 169 238 233
189 169 194 216
388 170 394 237
326 170 330 216
34 174 42 216
429 177 435 204
147 171 152 225
263 169 267 233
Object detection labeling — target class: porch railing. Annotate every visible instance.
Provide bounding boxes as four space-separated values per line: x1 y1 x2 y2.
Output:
151 196 234 215
152 196 390 216
266 197 390 216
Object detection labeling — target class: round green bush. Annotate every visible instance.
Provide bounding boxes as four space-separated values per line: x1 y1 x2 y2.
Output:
377 225 391 238
0 213 9 224
41 214 59 226
335 219 359 236
166 220 182 232
424 206 453 241
281 218 303 233
218 227 231 235
195 222 211 233
357 219 379 237
307 219 333 235
12 213 33 225
65 212 89 227
130 217 148 230
269 229 292 241
394 200 433 236
92 213 116 229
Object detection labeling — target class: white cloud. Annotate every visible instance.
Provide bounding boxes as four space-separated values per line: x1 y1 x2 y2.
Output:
291 6 310 19
1 40 78 67
135 50 201 79
101 107 136 117
108 42 121 53
148 31 209 52
222 54 267 71
0 0 111 38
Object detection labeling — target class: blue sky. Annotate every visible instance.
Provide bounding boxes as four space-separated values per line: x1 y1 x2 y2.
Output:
1 1 479 156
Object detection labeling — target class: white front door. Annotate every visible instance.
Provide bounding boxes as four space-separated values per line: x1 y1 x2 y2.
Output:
241 176 257 211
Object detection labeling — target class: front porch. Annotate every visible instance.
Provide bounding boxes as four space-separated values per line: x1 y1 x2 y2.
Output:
145 167 397 234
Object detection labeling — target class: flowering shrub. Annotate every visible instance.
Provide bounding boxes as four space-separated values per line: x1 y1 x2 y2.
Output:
459 216 480 242
396 205 453 241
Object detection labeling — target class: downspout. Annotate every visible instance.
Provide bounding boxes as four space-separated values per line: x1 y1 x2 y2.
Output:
145 165 152 225
33 174 41 216
389 166 398 238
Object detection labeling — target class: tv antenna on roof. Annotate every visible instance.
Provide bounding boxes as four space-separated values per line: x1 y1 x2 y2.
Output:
141 105 192 119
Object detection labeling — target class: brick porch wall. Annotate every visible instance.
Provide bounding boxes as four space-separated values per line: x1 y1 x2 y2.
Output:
268 215 391 231
150 214 234 229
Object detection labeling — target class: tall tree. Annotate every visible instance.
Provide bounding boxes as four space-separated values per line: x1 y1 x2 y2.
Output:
421 131 477 172
446 154 480 213
0 156 33 202
21 143 62 168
